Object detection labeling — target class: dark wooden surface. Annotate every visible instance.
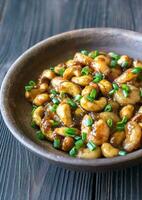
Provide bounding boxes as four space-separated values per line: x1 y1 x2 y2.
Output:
0 0 142 199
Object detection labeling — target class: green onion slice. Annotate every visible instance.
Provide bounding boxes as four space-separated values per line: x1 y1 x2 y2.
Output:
87 141 96 151
88 50 99 59
109 52 120 60
80 50 89 55
65 128 77 137
84 117 93 127
104 104 112 112
69 147 78 157
67 98 77 109
75 139 84 150
93 73 103 83
53 138 61 149
132 67 142 74
36 131 45 140
119 150 127 156
107 119 113 128
74 95 82 102
82 132 87 141
81 66 90 75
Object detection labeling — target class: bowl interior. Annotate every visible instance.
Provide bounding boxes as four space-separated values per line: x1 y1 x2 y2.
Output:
2 28 142 169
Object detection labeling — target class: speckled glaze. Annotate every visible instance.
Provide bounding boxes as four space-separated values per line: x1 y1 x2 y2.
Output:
1 28 142 171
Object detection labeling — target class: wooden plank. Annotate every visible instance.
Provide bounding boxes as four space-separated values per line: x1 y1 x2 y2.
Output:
0 0 142 200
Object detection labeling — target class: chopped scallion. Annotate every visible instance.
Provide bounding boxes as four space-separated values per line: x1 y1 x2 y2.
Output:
75 139 84 149
109 52 120 60
53 138 61 149
52 98 60 104
31 121 37 129
107 118 113 128
69 147 78 157
49 104 58 112
74 94 82 102
90 89 97 99
81 66 90 75
132 67 142 74
110 60 117 68
50 66 55 71
122 84 130 97
121 61 128 68
93 73 103 83
67 98 77 109
88 50 99 59
25 85 33 91
84 117 93 127
51 121 60 127
36 131 45 140
87 141 96 151
82 132 87 141
80 50 89 55
58 68 65 76
119 150 127 156
65 128 77 136
104 104 112 112
50 89 58 95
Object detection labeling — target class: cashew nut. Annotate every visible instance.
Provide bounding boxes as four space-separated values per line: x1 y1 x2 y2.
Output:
75 107 85 118
60 81 81 96
61 136 75 151
110 131 125 147
40 118 53 141
66 59 78 67
25 87 42 102
33 93 49 106
32 106 44 126
98 79 112 96
99 112 120 124
108 66 122 81
133 60 142 68
77 147 102 159
39 69 55 82
63 65 81 80
91 55 111 75
74 52 93 65
80 96 107 112
101 143 119 158
119 105 134 120
82 85 96 96
56 103 73 126
39 83 48 92
71 75 93 86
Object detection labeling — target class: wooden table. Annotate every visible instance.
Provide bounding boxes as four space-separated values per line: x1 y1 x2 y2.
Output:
0 0 142 199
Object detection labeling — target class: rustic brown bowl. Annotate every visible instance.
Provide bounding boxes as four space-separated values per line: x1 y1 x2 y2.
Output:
1 28 142 171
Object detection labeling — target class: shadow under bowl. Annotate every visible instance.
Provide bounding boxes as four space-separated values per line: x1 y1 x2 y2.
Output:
1 28 142 171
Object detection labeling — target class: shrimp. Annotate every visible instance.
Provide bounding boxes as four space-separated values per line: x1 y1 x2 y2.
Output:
123 121 142 152
88 119 110 145
113 85 140 105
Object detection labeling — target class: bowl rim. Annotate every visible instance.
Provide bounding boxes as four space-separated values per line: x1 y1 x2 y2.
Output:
1 27 142 168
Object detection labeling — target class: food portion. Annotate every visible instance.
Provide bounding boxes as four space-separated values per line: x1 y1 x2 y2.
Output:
25 50 142 159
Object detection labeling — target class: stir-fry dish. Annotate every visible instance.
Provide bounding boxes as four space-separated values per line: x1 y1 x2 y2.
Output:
25 50 142 159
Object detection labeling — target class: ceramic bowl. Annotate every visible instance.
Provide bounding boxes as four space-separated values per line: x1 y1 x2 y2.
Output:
1 28 142 171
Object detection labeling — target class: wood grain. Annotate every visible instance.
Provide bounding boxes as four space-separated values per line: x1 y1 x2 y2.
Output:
0 0 142 199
